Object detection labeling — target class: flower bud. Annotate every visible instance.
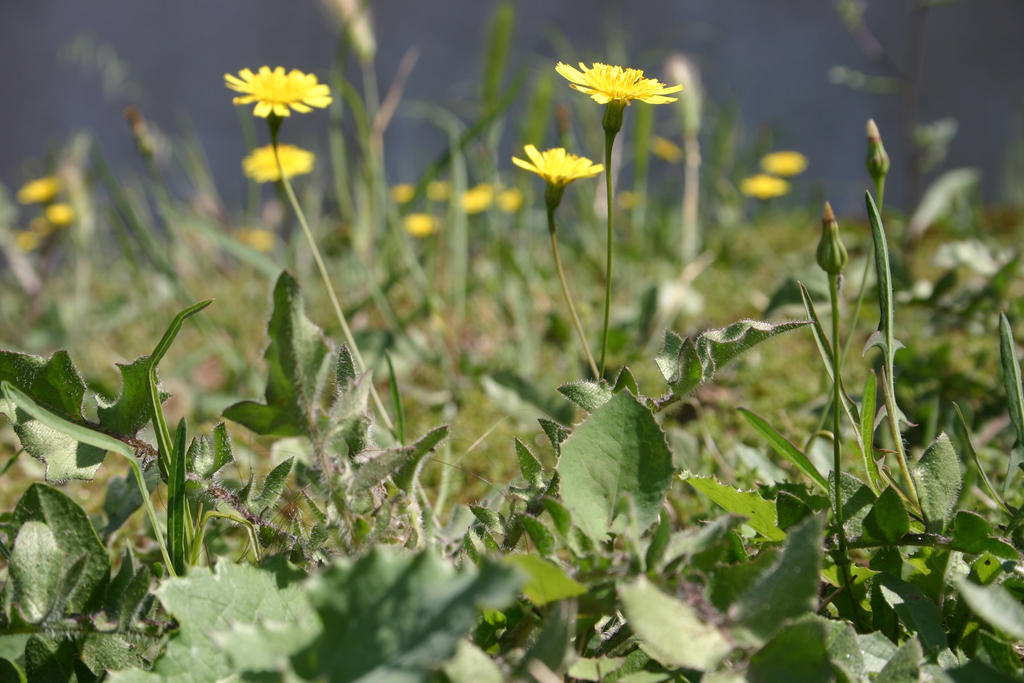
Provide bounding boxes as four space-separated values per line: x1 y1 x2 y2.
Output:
544 182 566 213
602 101 626 135
816 201 848 276
865 118 890 183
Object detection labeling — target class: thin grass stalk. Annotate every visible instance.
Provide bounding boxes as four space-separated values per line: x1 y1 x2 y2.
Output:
547 207 600 379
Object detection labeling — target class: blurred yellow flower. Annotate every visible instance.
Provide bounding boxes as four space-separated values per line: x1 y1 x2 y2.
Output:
512 145 604 187
461 184 494 214
224 66 332 118
16 176 61 204
44 203 75 227
497 188 524 213
29 216 55 237
390 183 415 204
760 151 808 177
427 180 451 201
403 213 437 237
617 190 637 209
242 144 315 183
740 174 790 199
555 62 682 105
15 231 40 252
651 136 684 163
236 228 276 252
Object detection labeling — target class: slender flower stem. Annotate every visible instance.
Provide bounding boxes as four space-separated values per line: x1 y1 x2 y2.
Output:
270 132 394 433
599 128 618 376
547 207 600 379
840 176 885 365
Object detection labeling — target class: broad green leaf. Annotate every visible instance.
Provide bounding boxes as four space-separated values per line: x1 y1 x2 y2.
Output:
80 634 143 674
875 637 921 683
619 576 732 671
223 271 333 437
877 574 948 655
655 319 810 396
835 471 876 538
518 514 556 556
10 484 109 614
505 554 585 606
747 617 834 682
975 630 1022 676
955 578 1024 641
863 486 910 543
557 392 673 543
738 408 828 491
913 432 961 533
293 548 520 682
115 563 319 681
515 600 575 677
858 631 898 674
96 355 163 436
569 657 627 682
730 514 825 644
821 615 864 683
999 313 1024 494
102 466 159 538
558 380 612 413
7 522 62 624
0 350 87 422
443 640 504 683
5 411 107 481
684 474 785 541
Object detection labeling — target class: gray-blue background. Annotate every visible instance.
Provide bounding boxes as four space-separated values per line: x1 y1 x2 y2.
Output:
3 0 1022 214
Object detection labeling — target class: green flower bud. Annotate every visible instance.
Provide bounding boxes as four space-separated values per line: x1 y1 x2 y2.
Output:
544 182 566 213
816 201 848 276
866 118 890 183
602 100 626 135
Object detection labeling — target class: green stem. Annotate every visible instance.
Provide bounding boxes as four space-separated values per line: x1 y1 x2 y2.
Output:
599 128 618 376
841 176 885 365
548 207 600 379
270 133 394 433
189 509 262 566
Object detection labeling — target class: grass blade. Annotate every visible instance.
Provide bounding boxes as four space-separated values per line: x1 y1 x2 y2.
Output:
998 312 1024 493
385 352 406 446
738 407 828 492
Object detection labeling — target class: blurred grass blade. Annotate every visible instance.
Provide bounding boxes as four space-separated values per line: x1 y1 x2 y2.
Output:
952 402 1009 515
738 408 828 492
385 352 406 446
481 3 515 109
860 371 877 478
519 71 553 148
998 313 1024 493
631 99 654 228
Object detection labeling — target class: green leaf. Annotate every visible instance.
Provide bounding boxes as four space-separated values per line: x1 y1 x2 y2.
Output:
863 486 910 543
515 601 574 677
738 408 828 491
558 380 613 413
655 319 810 396
10 484 109 614
96 356 162 436
0 350 87 422
863 191 900 369
952 402 1008 514
730 514 825 644
821 615 864 683
5 409 107 482
102 466 159 538
293 548 520 682
518 514 556 556
955 578 1024 641
875 637 921 683
618 576 732 671
999 313 1024 494
876 574 948 655
684 474 786 541
557 392 673 543
913 432 961 533
505 554 585 606
252 457 294 511
186 422 233 479
747 616 834 682
538 417 568 456
835 471 876 538
514 437 544 487
7 522 62 624
443 640 504 683
223 271 333 437
394 425 449 492
569 657 626 682
120 563 319 681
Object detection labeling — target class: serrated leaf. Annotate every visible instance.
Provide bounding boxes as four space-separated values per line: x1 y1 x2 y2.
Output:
747 616 834 682
96 356 163 436
293 548 520 682
738 408 828 491
558 380 612 412
684 475 785 541
863 486 910 543
955 578 1024 641
913 432 961 533
538 417 568 456
518 514 556 556
10 484 109 614
505 554 584 606
655 319 810 395
730 514 825 644
619 576 732 671
557 392 673 543
187 422 233 479
252 457 294 511
223 271 333 437
514 437 544 487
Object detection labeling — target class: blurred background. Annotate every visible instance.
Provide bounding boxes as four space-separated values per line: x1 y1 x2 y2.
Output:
2 0 1024 215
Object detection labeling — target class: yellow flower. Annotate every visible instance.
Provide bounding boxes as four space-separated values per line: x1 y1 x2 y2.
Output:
224 66 332 118
651 136 684 163
555 62 682 105
461 184 494 214
497 188 524 213
236 228 276 252
760 151 808 177
15 231 40 252
44 203 75 227
427 180 451 201
16 176 61 204
242 144 315 183
617 190 637 209
403 213 437 237
512 145 604 187
740 174 790 199
390 183 415 204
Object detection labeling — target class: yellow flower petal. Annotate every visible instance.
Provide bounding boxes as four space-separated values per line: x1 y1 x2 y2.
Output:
236 228 276 251
403 213 437 237
242 144 315 183
760 151 808 177
497 188 524 213
461 184 494 214
512 145 603 187
16 176 61 204
225 66 333 118
555 61 683 105
651 136 684 163
427 180 451 201
390 184 415 204
44 203 75 227
15 230 40 252
740 174 790 199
